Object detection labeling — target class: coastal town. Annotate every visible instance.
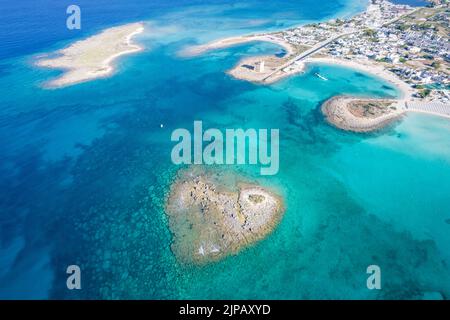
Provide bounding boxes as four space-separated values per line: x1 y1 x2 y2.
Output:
278 0 449 103
165 168 284 264
5 0 449 301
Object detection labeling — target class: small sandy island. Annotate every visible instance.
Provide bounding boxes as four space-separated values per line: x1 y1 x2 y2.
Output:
165 168 284 264
322 96 406 132
36 22 145 88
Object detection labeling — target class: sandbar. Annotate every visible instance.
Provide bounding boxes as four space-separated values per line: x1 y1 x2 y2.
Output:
36 22 145 88
165 168 284 264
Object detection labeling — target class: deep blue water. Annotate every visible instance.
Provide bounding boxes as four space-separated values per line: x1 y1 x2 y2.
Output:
1 0 450 300
0 0 365 60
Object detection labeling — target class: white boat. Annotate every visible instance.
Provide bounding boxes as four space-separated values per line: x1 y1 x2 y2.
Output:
315 73 328 81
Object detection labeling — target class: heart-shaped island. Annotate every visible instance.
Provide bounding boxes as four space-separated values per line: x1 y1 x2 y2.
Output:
165 168 285 264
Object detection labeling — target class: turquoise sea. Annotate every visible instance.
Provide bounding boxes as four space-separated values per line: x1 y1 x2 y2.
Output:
0 0 449 299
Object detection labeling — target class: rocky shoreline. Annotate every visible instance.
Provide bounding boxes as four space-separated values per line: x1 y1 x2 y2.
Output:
165 168 284 264
321 96 405 132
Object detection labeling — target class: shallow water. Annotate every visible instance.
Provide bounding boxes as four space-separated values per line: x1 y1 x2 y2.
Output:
0 0 449 299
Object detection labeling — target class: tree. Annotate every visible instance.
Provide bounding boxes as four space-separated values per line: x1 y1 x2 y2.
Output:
419 88 432 98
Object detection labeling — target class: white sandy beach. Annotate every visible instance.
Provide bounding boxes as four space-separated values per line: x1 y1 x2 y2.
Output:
180 34 295 57
36 22 145 88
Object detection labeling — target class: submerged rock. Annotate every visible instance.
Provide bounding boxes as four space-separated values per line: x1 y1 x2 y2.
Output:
165 168 284 264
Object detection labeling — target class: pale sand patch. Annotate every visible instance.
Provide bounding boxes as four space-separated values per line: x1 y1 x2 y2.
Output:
36 22 145 88
316 58 450 130
306 56 416 100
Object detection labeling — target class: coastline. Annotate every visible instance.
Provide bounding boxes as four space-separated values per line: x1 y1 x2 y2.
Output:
2 0 450 300
304 57 415 100
179 34 295 58
180 33 308 83
321 96 405 132
181 32 415 101
178 0 370 56
179 0 450 130
36 22 145 88
165 168 285 264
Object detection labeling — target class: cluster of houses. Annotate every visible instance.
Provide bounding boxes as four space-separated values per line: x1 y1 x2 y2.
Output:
280 0 449 103
426 88 450 103
327 5 449 102
281 0 413 49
